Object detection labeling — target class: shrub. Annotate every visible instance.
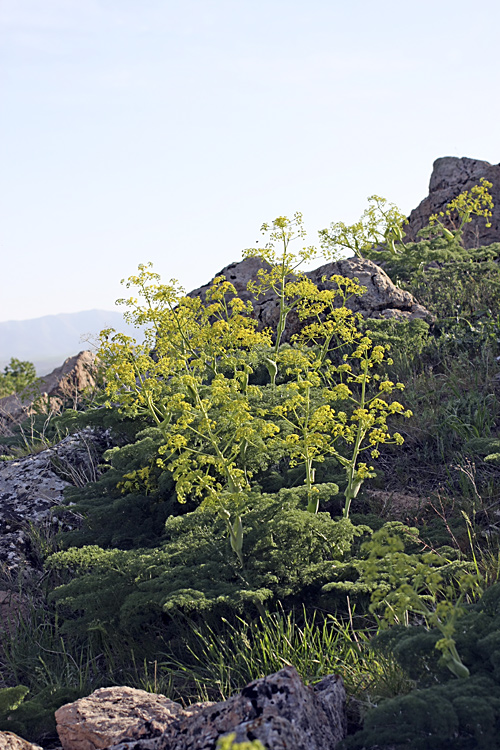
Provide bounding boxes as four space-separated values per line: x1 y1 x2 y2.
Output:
345 583 500 750
48 490 371 642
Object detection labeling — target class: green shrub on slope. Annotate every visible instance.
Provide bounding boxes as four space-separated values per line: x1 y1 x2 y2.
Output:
48 489 368 641
345 583 500 750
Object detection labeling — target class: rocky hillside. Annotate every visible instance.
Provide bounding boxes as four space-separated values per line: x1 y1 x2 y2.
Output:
2 158 500 750
0 351 97 434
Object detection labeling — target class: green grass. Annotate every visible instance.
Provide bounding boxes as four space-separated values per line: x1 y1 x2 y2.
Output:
162 606 413 708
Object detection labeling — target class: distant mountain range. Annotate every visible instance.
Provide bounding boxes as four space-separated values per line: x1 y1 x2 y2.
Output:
0 309 143 375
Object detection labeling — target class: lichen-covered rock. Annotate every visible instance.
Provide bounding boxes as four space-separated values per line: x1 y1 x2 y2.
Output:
56 668 346 750
0 731 43 749
189 255 431 342
405 156 500 248
146 666 346 750
0 451 70 574
0 428 112 574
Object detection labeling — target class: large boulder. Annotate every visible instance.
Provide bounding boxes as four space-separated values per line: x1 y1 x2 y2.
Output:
306 258 429 321
55 686 186 750
0 351 97 432
189 255 431 342
55 668 346 750
405 156 500 247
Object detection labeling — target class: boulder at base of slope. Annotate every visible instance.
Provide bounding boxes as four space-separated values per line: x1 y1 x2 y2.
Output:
55 667 346 750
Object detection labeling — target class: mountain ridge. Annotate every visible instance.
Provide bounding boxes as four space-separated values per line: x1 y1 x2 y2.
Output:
0 309 139 375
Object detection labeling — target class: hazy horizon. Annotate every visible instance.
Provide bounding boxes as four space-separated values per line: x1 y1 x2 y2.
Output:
0 308 145 374
0 307 119 325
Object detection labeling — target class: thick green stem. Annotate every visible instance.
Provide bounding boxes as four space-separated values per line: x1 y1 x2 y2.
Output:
146 391 164 427
274 259 288 356
302 384 319 514
305 458 318 513
343 359 368 518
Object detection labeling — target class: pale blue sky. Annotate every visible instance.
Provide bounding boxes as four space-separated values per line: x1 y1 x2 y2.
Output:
1 0 499 322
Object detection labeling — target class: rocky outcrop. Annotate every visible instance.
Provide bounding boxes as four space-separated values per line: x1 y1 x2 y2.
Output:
0 429 112 575
190 255 431 341
405 156 500 247
306 258 429 321
0 732 43 750
0 351 97 432
55 668 346 750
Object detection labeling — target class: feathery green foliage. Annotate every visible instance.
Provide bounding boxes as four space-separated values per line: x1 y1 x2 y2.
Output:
345 583 500 749
48 491 371 638
0 686 29 715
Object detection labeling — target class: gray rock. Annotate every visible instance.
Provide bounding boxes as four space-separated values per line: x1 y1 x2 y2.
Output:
405 156 500 248
0 428 112 575
55 668 346 750
0 450 71 575
306 258 430 321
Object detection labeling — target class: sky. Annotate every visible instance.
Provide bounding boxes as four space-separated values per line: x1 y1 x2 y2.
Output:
1 0 500 323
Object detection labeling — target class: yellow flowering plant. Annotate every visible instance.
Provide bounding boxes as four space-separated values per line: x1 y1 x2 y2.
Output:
243 212 318 360
99 265 273 562
264 281 411 516
427 177 493 242
319 195 408 259
97 215 411 563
